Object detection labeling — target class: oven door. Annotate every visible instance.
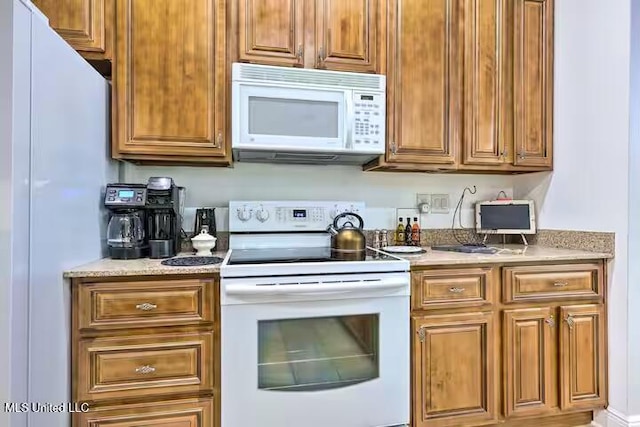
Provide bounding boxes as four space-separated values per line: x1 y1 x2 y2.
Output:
221 278 409 427
233 83 350 151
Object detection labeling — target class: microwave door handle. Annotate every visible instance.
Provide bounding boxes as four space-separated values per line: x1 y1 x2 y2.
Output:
345 93 354 149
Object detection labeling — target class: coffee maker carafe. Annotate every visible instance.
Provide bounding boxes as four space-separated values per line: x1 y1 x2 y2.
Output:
145 177 185 259
104 184 148 259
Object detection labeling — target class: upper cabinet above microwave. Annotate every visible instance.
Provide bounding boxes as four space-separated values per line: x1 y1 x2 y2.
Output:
231 0 385 74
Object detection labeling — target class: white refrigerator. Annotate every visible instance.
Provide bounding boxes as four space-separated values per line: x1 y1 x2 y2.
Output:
0 1 117 426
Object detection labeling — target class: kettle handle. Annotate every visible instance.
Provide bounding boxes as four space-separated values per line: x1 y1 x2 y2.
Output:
333 212 364 230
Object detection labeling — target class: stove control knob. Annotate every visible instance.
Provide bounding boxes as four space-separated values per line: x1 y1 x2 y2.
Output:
256 206 270 222
237 206 252 222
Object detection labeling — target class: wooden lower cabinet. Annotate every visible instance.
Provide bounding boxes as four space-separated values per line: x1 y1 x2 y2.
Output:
411 262 607 427
74 398 213 427
412 312 497 427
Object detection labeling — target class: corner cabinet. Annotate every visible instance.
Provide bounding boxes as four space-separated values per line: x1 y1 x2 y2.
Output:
366 0 554 173
112 0 230 164
31 0 114 61
410 261 607 427
232 0 385 74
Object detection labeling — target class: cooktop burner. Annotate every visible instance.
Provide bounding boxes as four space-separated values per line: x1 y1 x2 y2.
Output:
227 246 399 265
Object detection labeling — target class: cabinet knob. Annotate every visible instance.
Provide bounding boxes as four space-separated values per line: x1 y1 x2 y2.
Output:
135 302 157 311
545 315 555 327
518 151 526 160
390 142 397 155
215 131 223 148
317 47 326 68
417 326 426 343
564 314 575 329
135 365 156 374
297 44 303 63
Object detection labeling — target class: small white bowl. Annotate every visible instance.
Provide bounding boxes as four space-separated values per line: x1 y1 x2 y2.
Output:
191 229 217 256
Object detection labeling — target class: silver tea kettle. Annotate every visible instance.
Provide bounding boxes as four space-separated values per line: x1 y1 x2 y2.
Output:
326 212 366 260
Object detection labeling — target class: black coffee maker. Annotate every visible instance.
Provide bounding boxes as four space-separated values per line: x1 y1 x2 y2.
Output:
145 177 185 259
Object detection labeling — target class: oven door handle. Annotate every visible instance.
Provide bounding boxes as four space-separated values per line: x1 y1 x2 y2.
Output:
225 278 407 296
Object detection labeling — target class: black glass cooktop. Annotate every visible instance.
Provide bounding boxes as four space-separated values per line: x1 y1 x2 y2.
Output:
227 247 398 265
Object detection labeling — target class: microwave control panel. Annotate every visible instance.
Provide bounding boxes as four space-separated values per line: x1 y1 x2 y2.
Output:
352 92 385 148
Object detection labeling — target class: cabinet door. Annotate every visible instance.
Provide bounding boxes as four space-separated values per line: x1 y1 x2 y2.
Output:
461 0 506 165
503 307 556 417
31 0 112 59
513 0 553 167
114 0 228 161
386 0 460 165
315 0 382 73
74 398 213 427
412 312 497 427
559 304 606 410
237 0 305 67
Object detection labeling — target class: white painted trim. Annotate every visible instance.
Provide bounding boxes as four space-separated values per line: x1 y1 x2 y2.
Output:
595 408 640 427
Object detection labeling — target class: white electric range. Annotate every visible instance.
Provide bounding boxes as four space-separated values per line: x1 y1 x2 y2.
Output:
220 201 410 427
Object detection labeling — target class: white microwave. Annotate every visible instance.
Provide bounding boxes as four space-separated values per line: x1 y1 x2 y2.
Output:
231 63 386 165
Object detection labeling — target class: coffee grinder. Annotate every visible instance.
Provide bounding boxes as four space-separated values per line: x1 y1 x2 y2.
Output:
145 177 185 258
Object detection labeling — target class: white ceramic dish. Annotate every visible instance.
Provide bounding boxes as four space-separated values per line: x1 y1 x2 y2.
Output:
381 246 424 254
191 229 217 256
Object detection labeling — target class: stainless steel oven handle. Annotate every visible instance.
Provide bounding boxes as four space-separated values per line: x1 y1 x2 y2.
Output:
225 278 407 296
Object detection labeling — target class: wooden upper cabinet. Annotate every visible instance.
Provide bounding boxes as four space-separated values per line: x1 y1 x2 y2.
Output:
559 304 606 411
412 312 497 427
234 0 383 73
503 308 556 417
31 0 113 60
385 0 460 165
114 0 229 162
461 0 506 166
513 0 554 167
238 0 305 67
315 0 382 73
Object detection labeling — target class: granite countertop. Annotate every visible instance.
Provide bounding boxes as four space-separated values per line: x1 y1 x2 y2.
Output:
64 245 613 279
64 251 229 278
401 245 612 267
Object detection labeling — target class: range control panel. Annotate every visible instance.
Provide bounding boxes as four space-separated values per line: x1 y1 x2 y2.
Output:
229 201 365 232
351 92 385 148
104 184 147 208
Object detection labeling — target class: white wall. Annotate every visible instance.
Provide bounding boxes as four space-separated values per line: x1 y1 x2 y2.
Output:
514 0 631 419
123 163 514 229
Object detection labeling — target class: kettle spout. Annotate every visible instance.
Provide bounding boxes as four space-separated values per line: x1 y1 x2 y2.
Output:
326 224 338 235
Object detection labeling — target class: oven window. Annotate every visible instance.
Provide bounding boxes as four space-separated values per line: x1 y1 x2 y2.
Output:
248 97 339 138
258 314 379 391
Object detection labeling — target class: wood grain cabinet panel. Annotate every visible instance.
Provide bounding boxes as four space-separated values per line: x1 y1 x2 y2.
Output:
238 0 305 66
513 0 554 167
461 0 505 166
412 312 497 427
503 263 602 303
32 0 113 60
315 0 381 73
114 0 228 161
74 398 213 427
385 0 460 166
559 304 606 411
412 267 493 310
77 279 214 330
503 308 556 417
77 332 213 402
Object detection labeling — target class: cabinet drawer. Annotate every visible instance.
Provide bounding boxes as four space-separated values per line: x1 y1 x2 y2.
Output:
76 332 213 402
503 263 602 303
412 268 494 310
77 279 215 329
74 397 213 427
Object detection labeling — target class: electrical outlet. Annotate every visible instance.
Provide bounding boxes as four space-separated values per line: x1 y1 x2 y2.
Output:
431 194 450 214
416 193 431 214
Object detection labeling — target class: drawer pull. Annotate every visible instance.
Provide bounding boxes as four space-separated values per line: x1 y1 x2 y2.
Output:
135 303 157 311
135 365 156 374
545 315 555 328
449 287 465 293
553 281 568 287
564 315 575 329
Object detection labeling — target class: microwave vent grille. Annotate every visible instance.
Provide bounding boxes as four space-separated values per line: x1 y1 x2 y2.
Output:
236 63 384 90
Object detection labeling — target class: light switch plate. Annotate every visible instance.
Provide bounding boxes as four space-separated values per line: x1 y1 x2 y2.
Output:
431 194 450 214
